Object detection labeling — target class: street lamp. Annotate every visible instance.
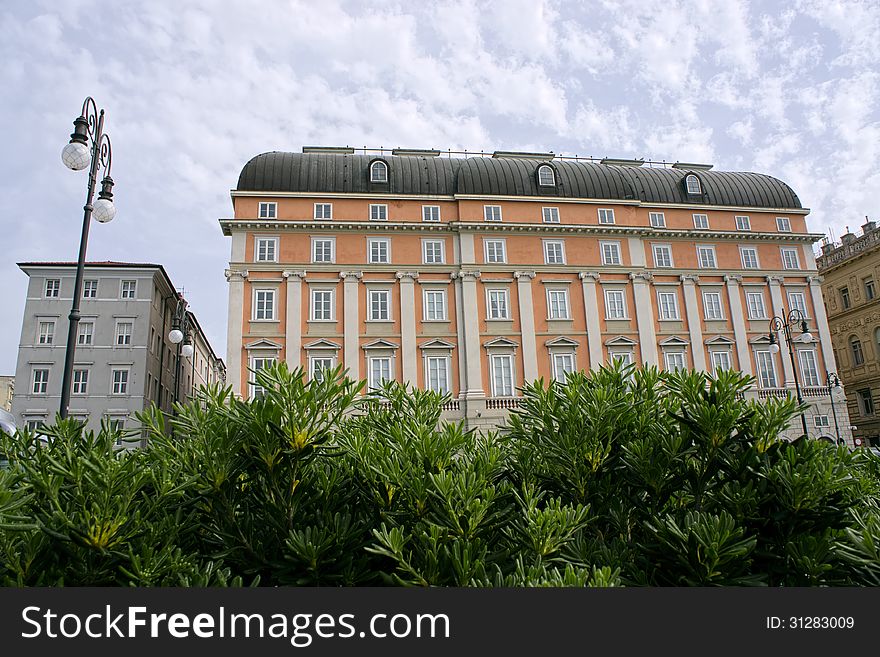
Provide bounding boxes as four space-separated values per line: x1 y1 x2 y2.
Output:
169 295 194 405
825 372 843 445
59 97 117 419
768 307 812 437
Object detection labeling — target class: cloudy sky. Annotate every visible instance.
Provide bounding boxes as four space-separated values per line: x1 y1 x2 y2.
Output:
2 0 879 374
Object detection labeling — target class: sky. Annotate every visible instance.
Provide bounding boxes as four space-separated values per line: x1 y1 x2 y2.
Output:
1 0 879 374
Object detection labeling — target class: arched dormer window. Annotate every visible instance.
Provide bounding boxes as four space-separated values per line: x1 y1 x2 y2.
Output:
685 174 702 195
537 164 555 187
370 160 388 183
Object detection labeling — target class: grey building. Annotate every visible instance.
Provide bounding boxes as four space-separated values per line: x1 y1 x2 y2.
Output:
11 262 224 439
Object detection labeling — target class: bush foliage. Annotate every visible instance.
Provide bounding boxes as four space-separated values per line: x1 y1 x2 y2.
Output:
1 362 879 586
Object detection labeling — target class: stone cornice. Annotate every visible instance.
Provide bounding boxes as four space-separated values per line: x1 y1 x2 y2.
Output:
724 274 743 283
282 270 307 280
339 271 364 280
224 268 248 282
578 271 601 282
451 270 481 280
629 271 654 283
765 275 785 285
513 270 537 280
679 274 700 284
395 271 420 280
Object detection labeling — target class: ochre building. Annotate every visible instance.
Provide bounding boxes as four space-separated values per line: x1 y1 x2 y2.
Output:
222 147 851 441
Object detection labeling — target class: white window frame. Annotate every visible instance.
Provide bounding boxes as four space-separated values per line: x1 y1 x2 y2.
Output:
486 289 510 320
781 248 800 270
368 356 392 391
370 161 388 183
693 213 709 229
369 204 388 221
710 351 731 371
121 280 137 299
309 356 335 382
314 203 333 220
609 351 633 366
367 238 391 264
484 205 503 222
423 289 447 321
310 289 335 321
814 415 830 429
740 247 759 269
38 321 55 345
490 354 515 397
422 239 445 264
604 289 627 320
649 211 666 228
425 355 450 394
72 368 89 395
664 351 686 371
697 245 717 269
255 236 279 263
311 237 336 263
537 164 555 186
258 202 277 219
755 350 778 388
735 215 751 231
547 289 570 320
703 291 724 320
542 207 560 223
45 279 60 298
657 290 680 320
253 289 276 321
776 216 792 232
115 320 133 346
83 279 98 298
686 174 701 195
250 356 276 398
598 208 615 225
111 368 130 395
652 244 673 268
484 239 507 263
787 291 808 317
77 321 94 345
32 368 49 395
422 205 440 222
746 291 766 319
552 352 575 383
600 241 621 265
368 289 391 321
798 349 820 387
543 240 566 265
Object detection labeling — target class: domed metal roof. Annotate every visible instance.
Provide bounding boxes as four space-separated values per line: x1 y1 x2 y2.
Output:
236 152 802 209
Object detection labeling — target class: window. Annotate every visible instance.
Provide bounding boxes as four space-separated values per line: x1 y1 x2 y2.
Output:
610 351 634 367
253 290 276 320
693 213 709 229
72 369 89 395
487 289 510 320
664 352 686 371
256 237 278 262
711 351 731 371
756 351 778 388
652 244 673 268
547 290 570 319
746 292 766 319
77 322 93 345
840 287 851 309
121 280 137 299
115 321 133 346
544 240 566 265
45 279 60 298
865 278 876 301
422 205 440 222
368 289 390 321
787 291 807 317
25 419 43 432
649 212 666 228
798 349 820 387
32 369 49 394
370 161 388 182
111 369 129 395
781 248 800 270
858 388 875 416
552 353 575 383
258 202 277 219
312 237 335 263
38 321 55 345
484 205 502 222
250 357 276 398
369 204 388 221
605 289 626 319
703 292 723 320
657 291 679 320
542 207 560 223
491 354 514 397
423 240 445 264
735 215 751 231
485 240 507 263
83 280 98 298
598 208 615 225
425 356 450 394
309 356 334 382
311 290 333 321
740 247 759 269
314 203 332 220
851 337 865 366
776 216 792 232
697 245 717 268
814 415 830 429
685 174 701 195
368 238 390 263
424 289 447 321
537 165 555 186
601 241 621 265
368 357 392 391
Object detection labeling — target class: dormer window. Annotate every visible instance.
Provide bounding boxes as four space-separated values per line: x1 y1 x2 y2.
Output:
685 174 701 195
537 164 555 186
370 161 388 183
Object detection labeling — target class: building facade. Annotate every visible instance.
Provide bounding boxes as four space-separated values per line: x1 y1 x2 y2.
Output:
0 376 13 412
11 262 224 438
817 219 880 447
223 147 850 442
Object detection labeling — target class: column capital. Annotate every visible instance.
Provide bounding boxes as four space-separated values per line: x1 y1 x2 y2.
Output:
282 270 307 280
629 271 654 284
679 274 700 284
723 274 742 284
765 275 785 285
452 270 481 280
513 270 537 280
807 275 824 286
339 271 363 280
578 271 601 282
225 269 248 282
395 271 420 281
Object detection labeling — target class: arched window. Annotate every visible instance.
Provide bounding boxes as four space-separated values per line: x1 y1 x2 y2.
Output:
537 164 555 186
370 160 388 183
685 174 701 195
851 336 865 366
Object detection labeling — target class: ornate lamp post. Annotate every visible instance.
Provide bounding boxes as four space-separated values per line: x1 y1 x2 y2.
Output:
168 295 194 406
768 308 813 437
59 97 117 419
825 371 843 445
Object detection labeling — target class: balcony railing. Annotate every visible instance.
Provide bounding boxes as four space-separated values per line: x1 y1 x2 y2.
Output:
440 399 460 412
486 397 522 410
818 228 880 269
